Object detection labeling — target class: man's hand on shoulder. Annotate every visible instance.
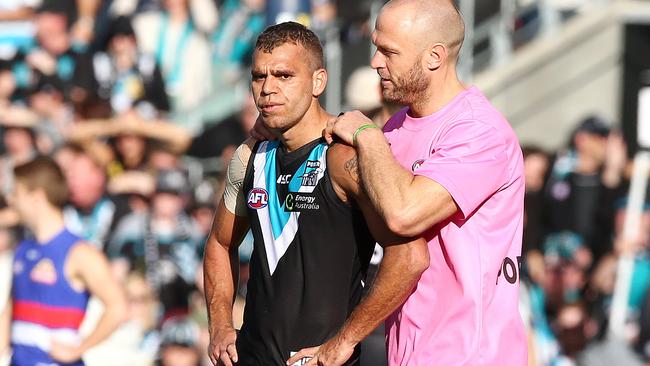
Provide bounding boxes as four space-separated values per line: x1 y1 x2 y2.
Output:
324 111 378 146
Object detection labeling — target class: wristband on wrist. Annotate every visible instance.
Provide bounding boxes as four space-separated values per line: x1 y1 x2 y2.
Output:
352 124 378 145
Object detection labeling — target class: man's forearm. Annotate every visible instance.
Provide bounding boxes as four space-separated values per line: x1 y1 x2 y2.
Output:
335 242 428 347
204 239 239 333
356 129 414 221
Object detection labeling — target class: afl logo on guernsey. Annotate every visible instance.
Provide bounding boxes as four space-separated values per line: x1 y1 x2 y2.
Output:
412 159 425 171
247 188 269 209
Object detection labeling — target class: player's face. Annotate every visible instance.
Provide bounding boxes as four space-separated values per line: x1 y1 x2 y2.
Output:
9 181 36 224
251 43 318 132
371 13 430 105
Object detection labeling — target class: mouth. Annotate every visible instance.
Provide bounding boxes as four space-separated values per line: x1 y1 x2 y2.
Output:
380 78 393 88
259 103 283 113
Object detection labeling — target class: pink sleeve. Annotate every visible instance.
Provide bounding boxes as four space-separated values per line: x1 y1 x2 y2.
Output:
414 120 509 218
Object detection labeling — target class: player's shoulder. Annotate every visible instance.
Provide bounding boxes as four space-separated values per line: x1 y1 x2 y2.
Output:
68 241 104 264
239 137 257 156
327 142 357 171
326 142 360 198
231 137 257 168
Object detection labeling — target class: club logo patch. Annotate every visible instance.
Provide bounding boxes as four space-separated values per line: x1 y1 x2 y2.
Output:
247 188 269 209
412 159 425 171
30 258 57 285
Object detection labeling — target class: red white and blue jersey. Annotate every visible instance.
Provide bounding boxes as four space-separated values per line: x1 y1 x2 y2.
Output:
10 229 89 366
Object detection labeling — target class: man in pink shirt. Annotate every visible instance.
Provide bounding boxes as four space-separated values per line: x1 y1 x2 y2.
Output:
287 0 527 365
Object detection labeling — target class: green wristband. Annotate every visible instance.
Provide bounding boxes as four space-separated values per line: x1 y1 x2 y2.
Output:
352 124 379 145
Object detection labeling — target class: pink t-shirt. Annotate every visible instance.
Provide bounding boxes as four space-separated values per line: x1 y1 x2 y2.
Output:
383 87 527 365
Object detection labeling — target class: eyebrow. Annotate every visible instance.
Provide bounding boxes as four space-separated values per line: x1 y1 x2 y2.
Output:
251 68 296 78
373 35 399 54
377 44 399 54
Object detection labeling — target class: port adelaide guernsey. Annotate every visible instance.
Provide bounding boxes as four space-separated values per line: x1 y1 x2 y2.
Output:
239 138 375 365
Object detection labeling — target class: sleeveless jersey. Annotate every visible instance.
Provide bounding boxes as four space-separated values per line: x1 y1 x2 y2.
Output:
238 139 375 366
11 229 90 366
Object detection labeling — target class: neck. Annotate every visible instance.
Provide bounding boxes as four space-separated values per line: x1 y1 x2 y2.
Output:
408 66 466 118
31 207 65 244
277 103 331 152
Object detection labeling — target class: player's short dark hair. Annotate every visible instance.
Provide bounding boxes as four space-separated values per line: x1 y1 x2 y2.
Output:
14 156 69 208
255 21 324 70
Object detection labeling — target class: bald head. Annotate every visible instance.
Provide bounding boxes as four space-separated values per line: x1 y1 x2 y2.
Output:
381 0 465 61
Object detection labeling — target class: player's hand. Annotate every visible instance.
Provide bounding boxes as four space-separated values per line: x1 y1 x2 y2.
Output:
286 336 355 366
49 340 83 363
250 115 276 141
324 111 374 146
208 326 238 366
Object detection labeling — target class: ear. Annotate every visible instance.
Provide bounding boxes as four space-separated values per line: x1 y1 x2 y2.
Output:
312 68 328 97
424 43 447 71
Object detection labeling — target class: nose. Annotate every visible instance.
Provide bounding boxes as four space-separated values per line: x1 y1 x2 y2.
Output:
370 50 384 70
261 75 277 96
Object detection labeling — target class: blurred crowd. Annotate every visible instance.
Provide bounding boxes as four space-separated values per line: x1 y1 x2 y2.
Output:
0 0 367 366
0 0 648 365
0 0 368 365
520 116 650 366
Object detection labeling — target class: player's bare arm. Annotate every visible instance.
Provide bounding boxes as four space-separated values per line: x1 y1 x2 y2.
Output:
326 111 458 237
205 139 253 366
287 143 430 366
50 242 127 363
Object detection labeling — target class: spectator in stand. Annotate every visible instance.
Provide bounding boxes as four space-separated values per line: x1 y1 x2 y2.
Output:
60 144 130 250
157 317 201 366
543 116 627 262
133 0 214 119
93 16 169 116
67 112 191 177
12 5 95 105
202 0 265 122
108 169 204 318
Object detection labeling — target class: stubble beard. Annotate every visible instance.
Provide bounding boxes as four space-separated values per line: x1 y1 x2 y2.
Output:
382 61 430 106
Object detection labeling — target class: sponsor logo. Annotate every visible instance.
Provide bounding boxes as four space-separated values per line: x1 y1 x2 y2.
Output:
30 258 57 285
300 168 322 187
247 188 269 209
496 256 523 285
412 159 425 172
284 193 319 212
306 160 321 169
277 174 292 185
